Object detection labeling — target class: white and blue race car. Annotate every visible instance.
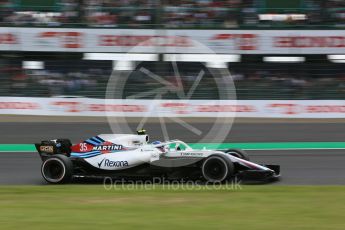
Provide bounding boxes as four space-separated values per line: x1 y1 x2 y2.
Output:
35 131 280 184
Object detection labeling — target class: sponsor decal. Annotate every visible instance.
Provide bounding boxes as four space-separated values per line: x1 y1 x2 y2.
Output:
98 158 129 168
274 36 345 48
209 33 258 50
98 35 192 47
267 103 302 115
88 104 146 112
36 31 83 48
197 105 256 113
160 102 189 114
40 146 54 153
306 105 345 113
92 144 123 151
0 33 18 44
0 102 39 110
267 104 345 115
50 101 84 113
180 152 203 157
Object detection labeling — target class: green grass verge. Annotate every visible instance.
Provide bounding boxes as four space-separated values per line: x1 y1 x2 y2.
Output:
0 185 344 230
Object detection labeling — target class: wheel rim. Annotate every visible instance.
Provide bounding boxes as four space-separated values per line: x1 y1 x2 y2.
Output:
42 158 66 183
202 157 228 182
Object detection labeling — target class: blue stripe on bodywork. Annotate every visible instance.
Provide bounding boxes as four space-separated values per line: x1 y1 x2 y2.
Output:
71 150 100 155
90 137 102 144
76 153 101 158
94 136 105 143
84 140 98 146
71 151 101 158
71 152 101 158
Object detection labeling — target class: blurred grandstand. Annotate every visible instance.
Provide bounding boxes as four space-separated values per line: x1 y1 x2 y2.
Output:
0 0 344 100
1 58 345 99
1 0 345 28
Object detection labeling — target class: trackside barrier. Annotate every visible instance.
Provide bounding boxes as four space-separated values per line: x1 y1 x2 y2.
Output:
0 97 345 118
1 28 345 54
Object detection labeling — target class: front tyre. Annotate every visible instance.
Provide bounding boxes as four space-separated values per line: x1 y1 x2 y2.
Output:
41 154 73 184
202 154 234 183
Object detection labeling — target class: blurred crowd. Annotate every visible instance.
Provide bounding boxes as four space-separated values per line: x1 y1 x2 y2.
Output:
0 0 156 27
0 61 111 98
230 66 345 99
1 61 344 99
1 0 345 28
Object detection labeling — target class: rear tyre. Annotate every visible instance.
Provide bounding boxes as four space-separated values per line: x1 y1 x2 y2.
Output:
225 149 250 161
202 154 234 183
41 154 73 184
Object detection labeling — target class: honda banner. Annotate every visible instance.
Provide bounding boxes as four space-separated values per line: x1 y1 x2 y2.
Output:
2 27 345 54
0 97 345 118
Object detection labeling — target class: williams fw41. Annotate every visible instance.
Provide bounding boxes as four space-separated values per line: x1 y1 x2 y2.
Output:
35 131 280 184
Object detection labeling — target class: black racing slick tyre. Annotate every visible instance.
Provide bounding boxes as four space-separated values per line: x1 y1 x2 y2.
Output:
202 154 234 183
41 154 73 184
225 149 250 161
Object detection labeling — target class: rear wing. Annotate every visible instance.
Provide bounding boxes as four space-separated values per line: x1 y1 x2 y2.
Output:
35 139 72 160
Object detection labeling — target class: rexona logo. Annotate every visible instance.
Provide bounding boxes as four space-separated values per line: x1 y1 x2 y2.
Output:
92 144 123 151
98 158 129 168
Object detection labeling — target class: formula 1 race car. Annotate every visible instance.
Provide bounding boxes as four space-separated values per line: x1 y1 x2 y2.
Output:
35 131 280 184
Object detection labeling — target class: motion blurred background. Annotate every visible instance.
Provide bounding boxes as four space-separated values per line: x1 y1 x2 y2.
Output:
0 0 344 102
1 3 345 229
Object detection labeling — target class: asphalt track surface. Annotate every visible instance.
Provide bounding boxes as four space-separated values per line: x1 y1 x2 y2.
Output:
1 150 345 185
1 121 345 143
0 121 345 185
